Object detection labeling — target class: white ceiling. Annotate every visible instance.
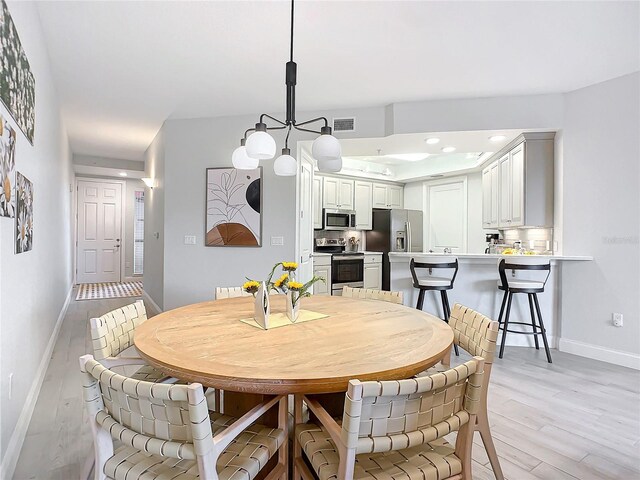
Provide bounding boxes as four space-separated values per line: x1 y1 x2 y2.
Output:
36 1 640 161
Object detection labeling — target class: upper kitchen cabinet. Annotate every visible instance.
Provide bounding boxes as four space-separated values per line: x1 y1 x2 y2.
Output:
354 181 373 230
482 161 499 228
482 133 554 228
372 183 404 209
322 177 354 210
313 176 323 229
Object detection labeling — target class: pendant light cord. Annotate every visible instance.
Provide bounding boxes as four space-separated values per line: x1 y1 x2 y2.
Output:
290 0 294 62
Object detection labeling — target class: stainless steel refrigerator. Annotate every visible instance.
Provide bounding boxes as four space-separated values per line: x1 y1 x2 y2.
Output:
365 209 423 291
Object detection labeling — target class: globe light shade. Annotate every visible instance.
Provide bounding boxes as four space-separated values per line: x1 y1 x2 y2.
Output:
317 156 343 173
274 148 297 176
245 131 276 160
232 145 259 170
312 133 341 162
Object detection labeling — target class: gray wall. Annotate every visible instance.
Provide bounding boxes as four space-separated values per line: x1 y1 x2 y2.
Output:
560 72 640 354
0 0 73 469
73 154 144 172
143 128 165 309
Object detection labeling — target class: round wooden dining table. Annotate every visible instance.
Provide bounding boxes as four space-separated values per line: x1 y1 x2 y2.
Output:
134 294 454 395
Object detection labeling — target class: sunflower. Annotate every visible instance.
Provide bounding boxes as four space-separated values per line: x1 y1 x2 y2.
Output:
287 281 303 291
274 273 289 288
242 280 261 294
281 262 298 272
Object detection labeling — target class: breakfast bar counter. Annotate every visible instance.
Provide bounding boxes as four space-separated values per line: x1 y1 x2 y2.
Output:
388 252 593 348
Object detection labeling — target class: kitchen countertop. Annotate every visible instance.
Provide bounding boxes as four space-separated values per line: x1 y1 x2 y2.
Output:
388 252 593 261
311 251 383 256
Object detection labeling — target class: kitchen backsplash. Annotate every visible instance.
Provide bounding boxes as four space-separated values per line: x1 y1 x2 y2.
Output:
501 227 554 254
314 229 366 251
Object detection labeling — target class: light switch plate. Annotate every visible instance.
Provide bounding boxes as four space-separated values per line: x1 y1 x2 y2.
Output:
271 236 284 246
184 235 196 245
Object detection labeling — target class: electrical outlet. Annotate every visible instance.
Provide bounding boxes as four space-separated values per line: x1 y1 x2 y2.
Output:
184 235 196 245
613 313 623 327
8 373 13 400
271 236 284 246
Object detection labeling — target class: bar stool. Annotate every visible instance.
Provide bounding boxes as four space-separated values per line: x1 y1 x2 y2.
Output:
410 256 459 356
497 257 552 363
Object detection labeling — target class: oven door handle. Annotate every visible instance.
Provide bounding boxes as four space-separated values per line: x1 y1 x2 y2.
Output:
332 256 364 261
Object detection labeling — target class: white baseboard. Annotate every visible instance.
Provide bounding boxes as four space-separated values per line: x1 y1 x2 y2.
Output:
559 338 640 370
141 289 163 316
1 285 74 480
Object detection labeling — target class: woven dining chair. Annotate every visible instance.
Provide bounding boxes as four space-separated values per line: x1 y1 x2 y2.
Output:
416 303 503 480
80 354 288 480
341 286 404 305
294 357 485 480
215 286 252 299
89 300 171 383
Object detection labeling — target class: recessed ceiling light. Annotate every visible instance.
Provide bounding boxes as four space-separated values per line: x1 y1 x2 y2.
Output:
119 172 128 177
384 153 431 162
425 137 440 145
489 135 506 142
441 146 456 153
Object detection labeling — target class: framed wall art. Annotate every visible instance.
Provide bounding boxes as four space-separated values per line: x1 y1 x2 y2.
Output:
206 167 262 247
15 170 32 253
0 114 16 217
0 0 36 144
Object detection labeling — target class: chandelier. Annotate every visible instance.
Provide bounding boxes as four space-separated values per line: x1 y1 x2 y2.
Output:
232 0 342 176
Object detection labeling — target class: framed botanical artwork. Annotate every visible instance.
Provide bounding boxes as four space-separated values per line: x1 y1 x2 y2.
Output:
206 167 262 247
0 114 16 217
0 0 36 144
15 170 32 253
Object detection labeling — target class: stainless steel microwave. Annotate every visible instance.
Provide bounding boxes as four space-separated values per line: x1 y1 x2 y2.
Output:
323 209 356 230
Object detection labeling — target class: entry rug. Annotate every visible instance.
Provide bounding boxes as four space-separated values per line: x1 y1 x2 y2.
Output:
76 281 143 301
240 310 329 330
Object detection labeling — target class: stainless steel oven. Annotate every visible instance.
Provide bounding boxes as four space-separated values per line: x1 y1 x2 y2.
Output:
331 254 364 295
323 209 356 231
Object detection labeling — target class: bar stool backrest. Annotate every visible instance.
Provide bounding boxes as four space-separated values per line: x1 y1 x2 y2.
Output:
410 255 459 288
498 257 550 289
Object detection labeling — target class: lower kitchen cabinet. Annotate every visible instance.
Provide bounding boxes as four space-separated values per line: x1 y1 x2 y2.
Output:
312 256 332 295
363 254 382 289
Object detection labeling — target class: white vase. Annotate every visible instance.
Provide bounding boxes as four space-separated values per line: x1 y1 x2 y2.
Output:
286 291 300 323
254 282 270 329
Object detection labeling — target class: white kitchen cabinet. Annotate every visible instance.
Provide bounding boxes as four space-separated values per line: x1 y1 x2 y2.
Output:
322 177 354 210
313 255 332 295
313 176 323 229
387 185 403 208
354 181 373 230
483 161 500 228
372 183 404 209
481 133 554 229
498 153 512 226
509 143 525 226
363 254 382 289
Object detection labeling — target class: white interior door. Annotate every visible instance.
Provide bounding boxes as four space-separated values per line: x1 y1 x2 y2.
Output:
297 152 314 283
426 178 467 253
77 179 123 283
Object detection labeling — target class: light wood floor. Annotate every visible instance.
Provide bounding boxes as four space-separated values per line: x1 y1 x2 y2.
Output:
12 294 640 479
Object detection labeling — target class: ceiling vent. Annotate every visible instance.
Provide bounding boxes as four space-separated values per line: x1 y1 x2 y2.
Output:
333 117 355 133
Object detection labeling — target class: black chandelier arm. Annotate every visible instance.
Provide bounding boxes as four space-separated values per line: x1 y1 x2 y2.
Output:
243 128 255 139
284 125 292 149
294 116 329 128
260 113 288 127
293 125 323 135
